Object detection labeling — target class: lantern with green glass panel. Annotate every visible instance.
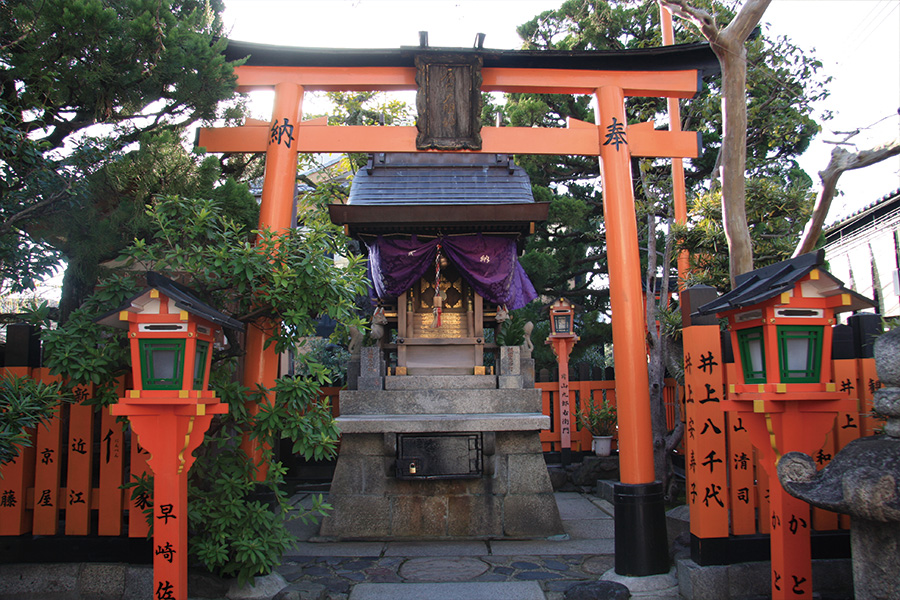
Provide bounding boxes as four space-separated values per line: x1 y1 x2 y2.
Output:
549 298 575 337
95 272 242 600
698 251 873 398
694 250 877 600
97 272 243 396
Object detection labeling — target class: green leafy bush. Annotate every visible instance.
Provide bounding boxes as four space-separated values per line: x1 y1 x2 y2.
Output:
576 398 617 437
42 195 368 583
0 374 68 466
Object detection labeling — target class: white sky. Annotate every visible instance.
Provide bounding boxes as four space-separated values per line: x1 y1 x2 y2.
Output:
221 0 900 224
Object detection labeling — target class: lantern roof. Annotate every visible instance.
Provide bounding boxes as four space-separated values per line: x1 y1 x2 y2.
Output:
96 272 245 332
547 297 581 313
694 250 875 316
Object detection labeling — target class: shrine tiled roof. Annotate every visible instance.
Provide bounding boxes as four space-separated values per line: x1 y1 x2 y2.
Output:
347 153 533 206
330 153 547 238
695 250 874 316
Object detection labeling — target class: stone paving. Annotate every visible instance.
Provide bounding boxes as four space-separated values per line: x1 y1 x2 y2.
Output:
275 553 617 598
273 491 622 600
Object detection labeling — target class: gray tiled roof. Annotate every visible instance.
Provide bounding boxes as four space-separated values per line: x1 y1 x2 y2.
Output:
347 153 534 206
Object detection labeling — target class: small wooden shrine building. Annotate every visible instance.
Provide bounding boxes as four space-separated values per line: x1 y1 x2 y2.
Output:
321 151 562 539
330 152 547 375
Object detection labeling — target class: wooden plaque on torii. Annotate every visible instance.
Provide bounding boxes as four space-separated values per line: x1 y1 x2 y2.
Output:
415 53 483 150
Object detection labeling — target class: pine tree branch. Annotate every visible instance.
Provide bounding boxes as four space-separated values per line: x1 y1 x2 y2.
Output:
0 186 72 236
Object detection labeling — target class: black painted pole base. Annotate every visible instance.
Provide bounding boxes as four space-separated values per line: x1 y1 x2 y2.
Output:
614 481 669 576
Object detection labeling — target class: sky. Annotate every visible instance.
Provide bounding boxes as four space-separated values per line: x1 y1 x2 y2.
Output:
221 0 900 225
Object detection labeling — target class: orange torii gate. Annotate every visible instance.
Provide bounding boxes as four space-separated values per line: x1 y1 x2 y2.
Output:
197 39 717 576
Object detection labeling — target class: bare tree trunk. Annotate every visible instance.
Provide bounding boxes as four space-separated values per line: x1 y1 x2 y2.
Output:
717 45 755 285
640 165 684 498
793 140 900 257
660 0 773 286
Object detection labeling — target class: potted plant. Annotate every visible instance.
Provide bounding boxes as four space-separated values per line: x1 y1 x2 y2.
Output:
576 398 617 456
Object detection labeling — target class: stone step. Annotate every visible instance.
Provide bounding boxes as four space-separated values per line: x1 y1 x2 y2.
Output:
336 412 550 433
384 375 498 390
348 581 546 600
339 388 542 415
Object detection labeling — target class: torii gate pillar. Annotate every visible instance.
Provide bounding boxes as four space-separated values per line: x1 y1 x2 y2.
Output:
596 85 668 576
241 83 304 476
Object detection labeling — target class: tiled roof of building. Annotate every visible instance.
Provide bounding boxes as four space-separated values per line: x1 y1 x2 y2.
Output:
825 188 900 242
347 153 533 205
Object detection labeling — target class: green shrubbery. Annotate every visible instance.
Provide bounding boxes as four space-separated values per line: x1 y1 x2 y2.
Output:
39 195 367 583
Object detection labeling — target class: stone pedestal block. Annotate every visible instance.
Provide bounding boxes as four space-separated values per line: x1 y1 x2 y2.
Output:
319 431 563 540
499 346 520 375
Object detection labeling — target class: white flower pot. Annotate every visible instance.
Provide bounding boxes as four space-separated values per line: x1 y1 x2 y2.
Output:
592 435 613 456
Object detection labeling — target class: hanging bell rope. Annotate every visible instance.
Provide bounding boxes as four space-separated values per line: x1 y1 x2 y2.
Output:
430 244 446 329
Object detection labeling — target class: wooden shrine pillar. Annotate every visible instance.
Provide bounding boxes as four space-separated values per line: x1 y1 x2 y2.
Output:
241 83 305 478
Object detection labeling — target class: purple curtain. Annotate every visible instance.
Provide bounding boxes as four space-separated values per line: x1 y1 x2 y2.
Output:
365 235 537 310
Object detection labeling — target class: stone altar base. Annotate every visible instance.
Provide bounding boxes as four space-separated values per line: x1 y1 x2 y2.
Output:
318 430 563 539
319 347 563 540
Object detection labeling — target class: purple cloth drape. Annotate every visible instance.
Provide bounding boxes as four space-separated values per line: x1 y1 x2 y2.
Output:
365 235 536 310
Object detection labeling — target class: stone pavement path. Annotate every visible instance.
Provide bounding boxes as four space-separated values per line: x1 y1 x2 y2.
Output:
276 552 616 598
274 491 620 600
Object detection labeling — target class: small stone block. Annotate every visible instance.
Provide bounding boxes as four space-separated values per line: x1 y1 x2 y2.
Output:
357 376 383 390
520 358 535 388
499 346 521 375
395 367 407 376
499 375 524 389
474 366 486 375
360 347 383 377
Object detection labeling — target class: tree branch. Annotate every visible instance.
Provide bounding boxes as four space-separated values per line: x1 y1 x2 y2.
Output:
793 139 900 257
0 186 72 236
658 0 720 43
721 0 772 45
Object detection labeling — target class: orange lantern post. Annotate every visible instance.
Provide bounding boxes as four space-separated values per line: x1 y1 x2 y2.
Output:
547 298 578 465
695 250 875 600
97 272 243 600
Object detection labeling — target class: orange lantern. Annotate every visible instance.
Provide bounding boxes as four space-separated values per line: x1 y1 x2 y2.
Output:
549 297 576 337
546 298 578 465
97 272 243 600
696 250 874 599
